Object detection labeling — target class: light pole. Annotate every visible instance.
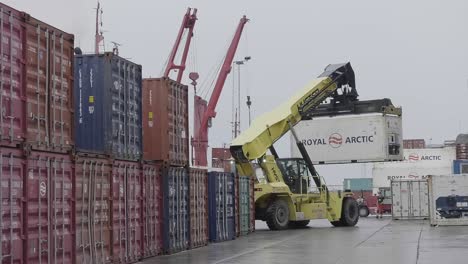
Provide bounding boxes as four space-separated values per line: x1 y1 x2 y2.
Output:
233 56 251 135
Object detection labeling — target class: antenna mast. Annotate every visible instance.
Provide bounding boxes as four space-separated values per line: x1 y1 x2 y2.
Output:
95 1 104 54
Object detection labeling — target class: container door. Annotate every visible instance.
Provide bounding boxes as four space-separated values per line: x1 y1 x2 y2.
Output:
189 169 208 248
392 181 403 218
0 149 24 263
0 9 25 147
410 181 421 217
76 158 112 264
142 164 162 257
25 24 51 150
26 153 74 264
419 181 429 218
126 163 142 262
125 64 142 161
48 31 74 153
111 162 127 262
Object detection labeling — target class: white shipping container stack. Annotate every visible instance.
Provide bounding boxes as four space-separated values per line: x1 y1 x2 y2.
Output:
291 114 403 164
428 174 468 226
372 147 456 192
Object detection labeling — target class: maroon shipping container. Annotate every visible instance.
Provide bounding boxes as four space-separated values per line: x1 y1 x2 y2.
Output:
110 160 143 263
74 155 112 264
211 148 232 172
0 7 26 148
142 162 163 258
189 168 208 249
403 139 425 149
142 78 189 166
0 147 24 263
25 151 75 264
0 3 75 152
23 12 75 153
249 177 255 233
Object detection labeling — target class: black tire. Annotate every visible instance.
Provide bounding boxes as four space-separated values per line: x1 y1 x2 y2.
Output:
340 198 359 226
330 198 359 227
330 220 343 227
288 220 310 229
266 199 290 230
359 205 370 218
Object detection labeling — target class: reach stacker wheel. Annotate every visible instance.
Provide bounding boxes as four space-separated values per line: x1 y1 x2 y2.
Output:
331 198 359 227
266 199 290 230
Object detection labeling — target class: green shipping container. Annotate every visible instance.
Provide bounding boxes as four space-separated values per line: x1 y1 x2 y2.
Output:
239 176 250 236
343 178 373 191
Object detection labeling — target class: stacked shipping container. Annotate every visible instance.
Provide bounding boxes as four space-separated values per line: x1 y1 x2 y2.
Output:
0 3 256 263
0 3 77 264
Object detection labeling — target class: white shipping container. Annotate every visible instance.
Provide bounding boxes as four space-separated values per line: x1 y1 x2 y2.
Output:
291 114 403 164
400 147 456 167
372 164 452 188
391 180 429 220
428 174 468 226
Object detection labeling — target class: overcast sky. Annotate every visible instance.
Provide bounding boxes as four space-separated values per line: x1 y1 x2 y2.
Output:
6 0 468 183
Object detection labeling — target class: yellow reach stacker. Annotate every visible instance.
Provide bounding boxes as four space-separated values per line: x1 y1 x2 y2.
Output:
230 63 401 230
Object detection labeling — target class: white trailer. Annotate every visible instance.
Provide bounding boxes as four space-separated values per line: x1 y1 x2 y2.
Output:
428 174 468 226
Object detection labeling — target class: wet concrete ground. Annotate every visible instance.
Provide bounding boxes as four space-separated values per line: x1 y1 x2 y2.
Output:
142 217 468 264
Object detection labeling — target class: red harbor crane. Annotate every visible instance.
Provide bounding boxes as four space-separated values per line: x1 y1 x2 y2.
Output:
192 16 249 166
164 8 198 82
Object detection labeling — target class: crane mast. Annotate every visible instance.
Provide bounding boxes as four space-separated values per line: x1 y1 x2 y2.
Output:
192 15 249 166
164 8 198 82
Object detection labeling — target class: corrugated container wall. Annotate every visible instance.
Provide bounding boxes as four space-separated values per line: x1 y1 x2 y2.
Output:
25 151 75 263
110 160 143 263
238 176 250 236
455 134 468 160
162 166 189 254
142 162 163 258
249 177 255 233
428 174 468 226
189 168 208 249
391 180 429 220
208 172 236 242
0 4 75 152
0 147 24 263
74 155 112 264
343 178 373 191
142 78 189 166
403 139 425 149
74 53 142 160
453 160 468 174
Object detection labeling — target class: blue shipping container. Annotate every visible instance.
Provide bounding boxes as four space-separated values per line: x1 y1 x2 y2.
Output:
453 160 468 174
208 172 236 242
162 167 190 254
343 178 373 191
74 53 142 160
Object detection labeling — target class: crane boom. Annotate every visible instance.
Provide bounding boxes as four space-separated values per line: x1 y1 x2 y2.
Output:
192 15 249 166
230 63 356 176
164 8 197 82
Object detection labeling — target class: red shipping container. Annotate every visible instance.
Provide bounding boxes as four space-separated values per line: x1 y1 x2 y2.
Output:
0 147 24 263
25 151 75 263
0 3 75 152
111 160 143 263
142 78 189 166
0 7 26 148
141 162 163 258
74 155 112 264
189 168 208 249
